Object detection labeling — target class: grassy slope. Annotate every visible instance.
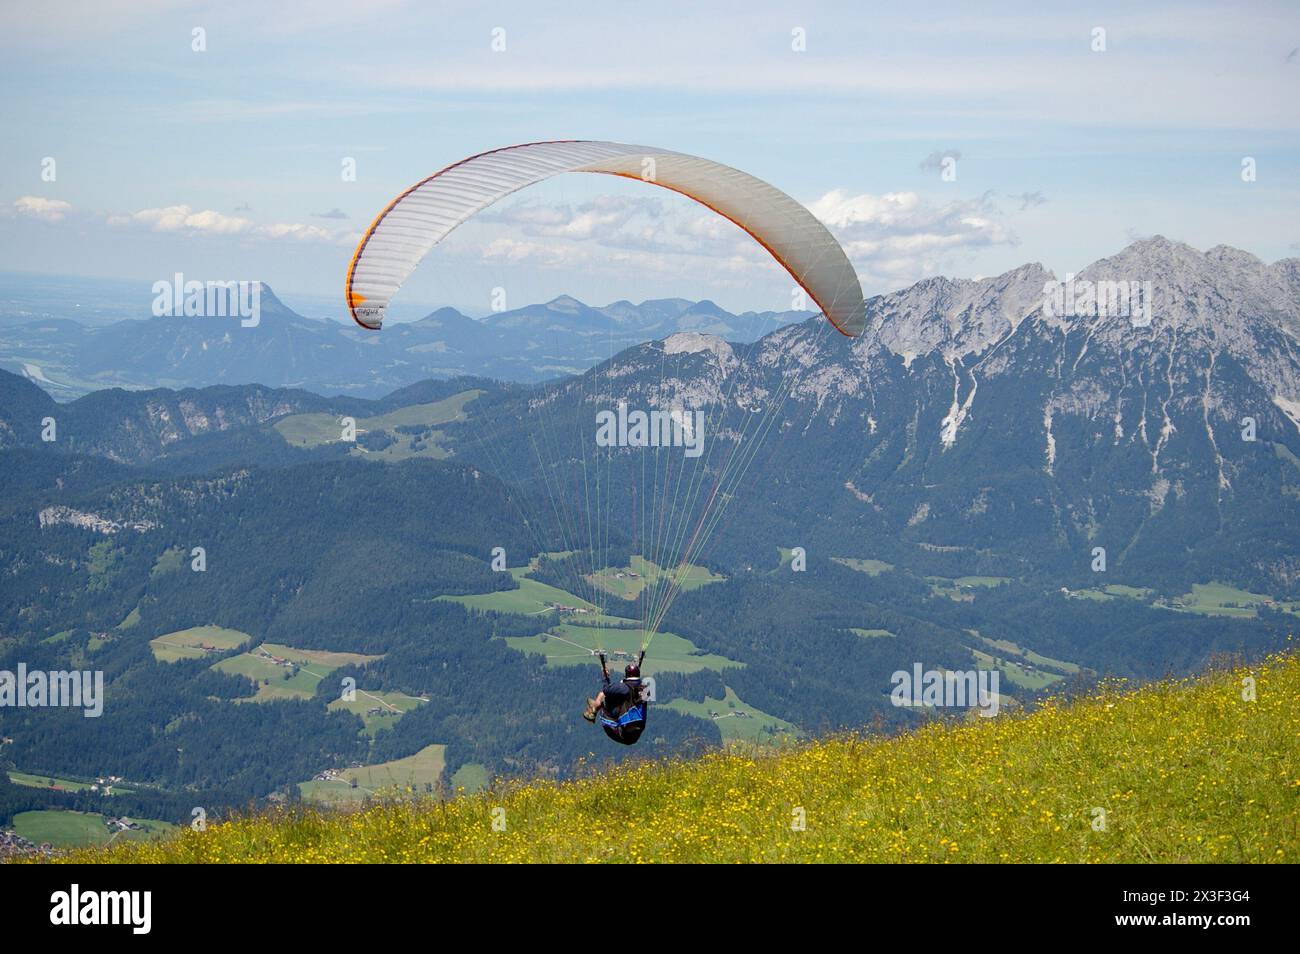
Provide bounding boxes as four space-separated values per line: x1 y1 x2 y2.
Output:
272 391 480 460
213 643 381 702
298 745 447 807
437 568 598 615
505 623 739 674
149 625 251 663
54 652 1299 863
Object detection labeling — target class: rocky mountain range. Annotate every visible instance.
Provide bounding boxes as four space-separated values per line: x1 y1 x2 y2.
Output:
463 237 1300 594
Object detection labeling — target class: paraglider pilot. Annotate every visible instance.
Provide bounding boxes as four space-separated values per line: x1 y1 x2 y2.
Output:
583 651 648 745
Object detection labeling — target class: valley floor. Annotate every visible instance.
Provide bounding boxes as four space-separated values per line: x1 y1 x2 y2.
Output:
46 650 1299 864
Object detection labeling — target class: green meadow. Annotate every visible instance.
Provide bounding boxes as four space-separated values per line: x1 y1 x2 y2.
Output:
150 625 252 663
505 621 739 675
588 556 723 601
328 690 427 736
8 771 98 793
298 744 447 806
450 763 489 794
833 557 895 576
977 636 1081 675
273 390 481 460
972 649 1063 691
1070 580 1300 619
213 642 380 702
661 686 800 744
438 565 599 615
13 810 175 849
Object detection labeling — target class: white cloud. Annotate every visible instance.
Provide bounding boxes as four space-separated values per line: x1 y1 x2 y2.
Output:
807 189 1019 287
482 196 663 241
257 222 339 242
476 234 766 292
115 205 252 234
481 236 575 267
13 196 72 222
107 204 348 243
465 187 1018 293
478 195 760 266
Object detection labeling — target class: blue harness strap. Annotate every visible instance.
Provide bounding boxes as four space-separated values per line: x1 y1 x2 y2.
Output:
600 701 647 745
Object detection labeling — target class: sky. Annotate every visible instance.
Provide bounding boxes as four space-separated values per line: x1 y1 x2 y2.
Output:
1 0 1297 320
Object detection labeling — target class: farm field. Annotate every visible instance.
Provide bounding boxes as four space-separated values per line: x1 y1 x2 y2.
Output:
438 566 599 616
1069 580 1300 618
298 744 447 806
833 557 895 576
927 576 1011 601
213 642 380 702
328 690 427 735
972 649 1063 691
150 625 252 663
12 810 175 849
1158 582 1300 618
661 687 799 744
504 621 740 675
7 771 103 793
273 391 480 460
977 636 1081 675
587 556 723 601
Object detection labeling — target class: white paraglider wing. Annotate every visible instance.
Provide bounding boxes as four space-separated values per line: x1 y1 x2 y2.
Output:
345 140 866 336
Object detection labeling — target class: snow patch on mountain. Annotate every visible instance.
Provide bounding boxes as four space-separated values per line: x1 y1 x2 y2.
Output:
1044 408 1056 472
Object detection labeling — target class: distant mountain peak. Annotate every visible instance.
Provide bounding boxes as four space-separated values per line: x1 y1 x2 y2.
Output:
1073 238 1300 341
1079 236 1288 281
415 306 469 325
1122 233 1182 251
685 299 727 314
249 282 291 315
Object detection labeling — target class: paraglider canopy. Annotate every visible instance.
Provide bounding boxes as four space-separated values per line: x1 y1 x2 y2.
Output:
346 140 866 337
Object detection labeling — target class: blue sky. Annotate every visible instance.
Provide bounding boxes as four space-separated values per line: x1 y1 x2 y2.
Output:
1 0 1297 319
